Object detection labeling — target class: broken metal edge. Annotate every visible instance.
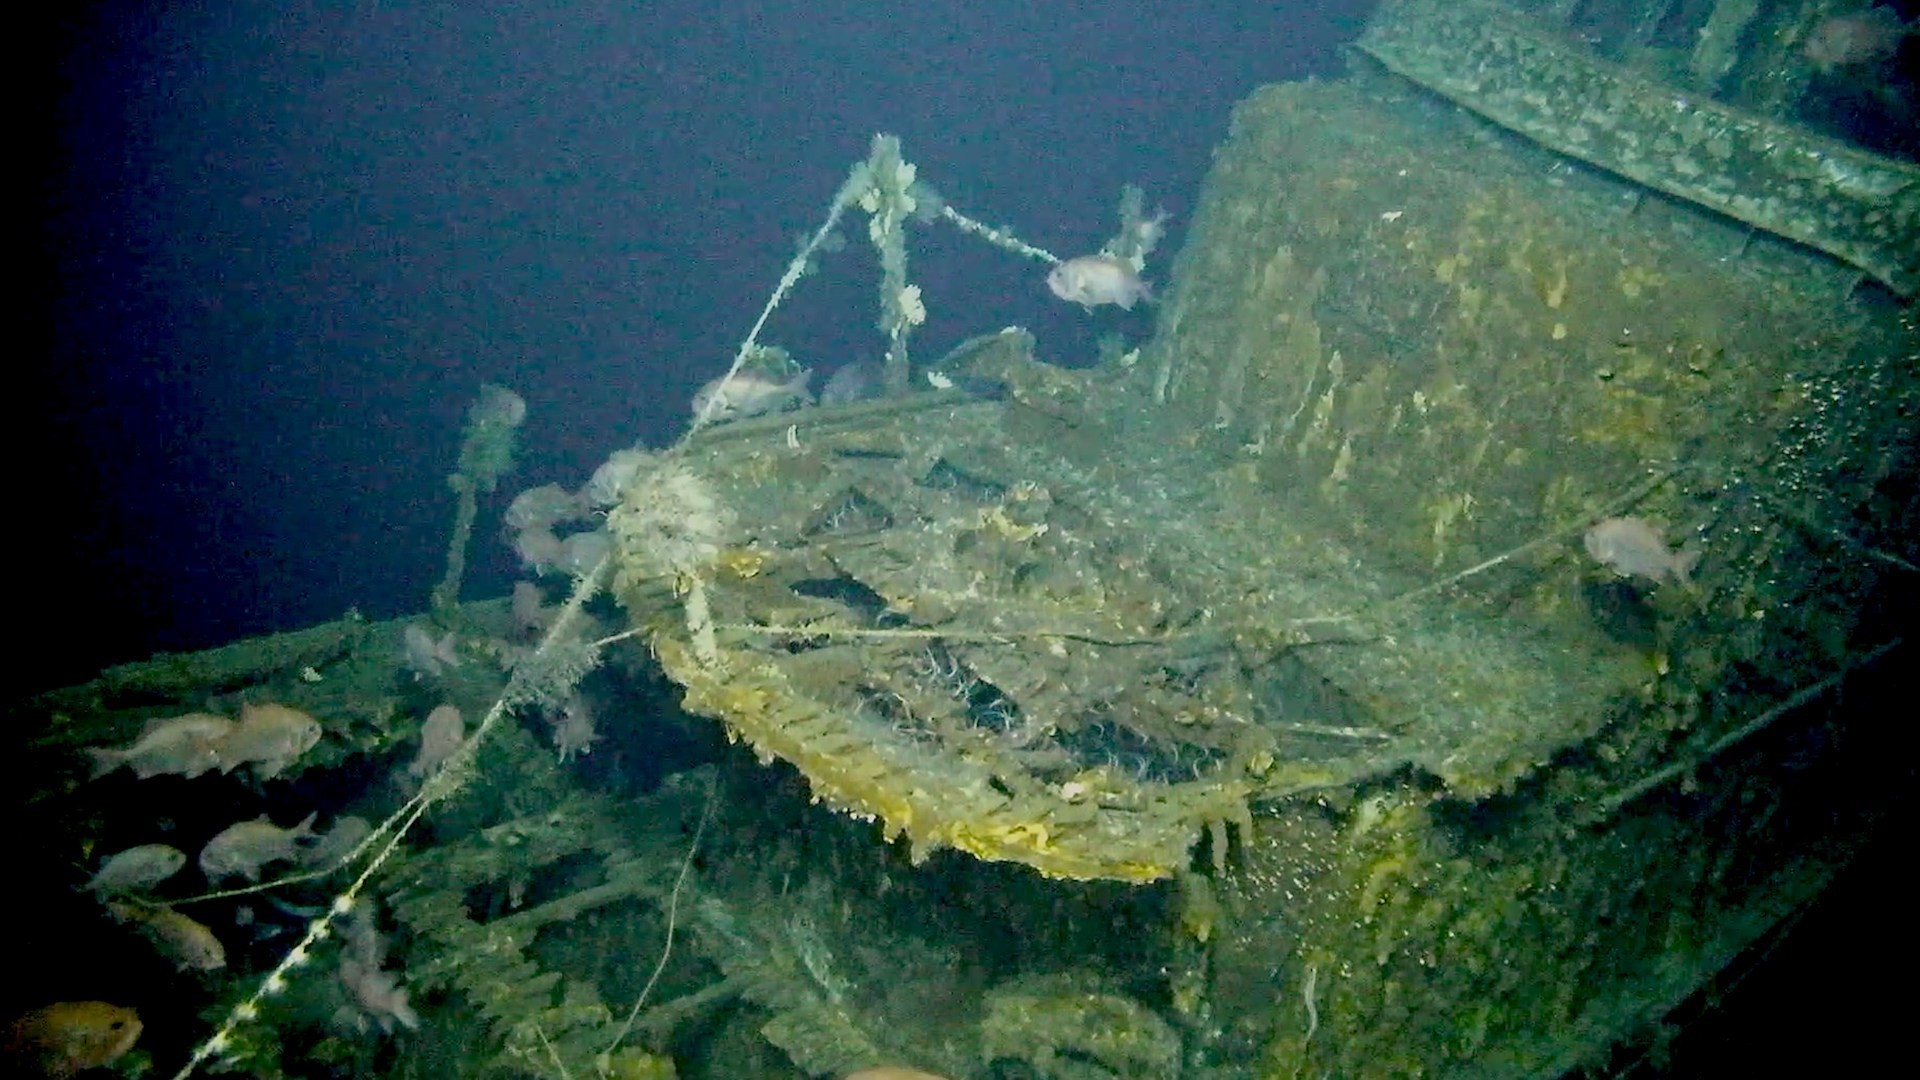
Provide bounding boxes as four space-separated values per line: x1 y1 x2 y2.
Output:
1358 0 1919 296
653 635 1211 884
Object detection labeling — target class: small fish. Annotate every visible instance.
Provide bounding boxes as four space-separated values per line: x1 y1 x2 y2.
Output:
107 901 227 971
558 530 612 576
409 704 465 781
402 623 463 678
505 482 585 531
583 449 649 508
86 712 233 780
691 368 814 421
511 528 566 575
300 815 372 870
3 1001 142 1078
199 812 318 882
85 843 187 893
820 360 886 406
1804 6 1913 72
1047 254 1153 310
1584 516 1699 585
339 957 421 1033
548 693 599 763
217 702 323 780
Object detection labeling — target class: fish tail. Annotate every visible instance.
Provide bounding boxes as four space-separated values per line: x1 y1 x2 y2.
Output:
85 748 125 780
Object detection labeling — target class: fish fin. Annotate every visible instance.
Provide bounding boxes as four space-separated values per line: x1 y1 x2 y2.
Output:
1674 547 1703 588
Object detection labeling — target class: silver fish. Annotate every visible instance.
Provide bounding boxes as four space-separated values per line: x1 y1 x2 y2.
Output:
409 705 465 781
1047 254 1152 310
86 713 233 780
199 812 317 883
300 815 372 870
402 624 463 679
691 368 813 421
1804 7 1914 72
85 844 187 893
820 360 886 406
583 449 650 508
1584 516 1699 585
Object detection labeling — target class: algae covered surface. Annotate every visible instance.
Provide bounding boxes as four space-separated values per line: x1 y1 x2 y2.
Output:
12 29 1920 1080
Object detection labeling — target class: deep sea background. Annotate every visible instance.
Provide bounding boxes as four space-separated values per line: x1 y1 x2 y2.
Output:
24 2 1910 1076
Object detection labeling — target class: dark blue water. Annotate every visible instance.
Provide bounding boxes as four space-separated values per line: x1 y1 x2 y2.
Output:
28 0 1367 694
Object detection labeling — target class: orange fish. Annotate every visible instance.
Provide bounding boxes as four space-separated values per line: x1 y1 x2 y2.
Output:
107 901 227 971
3 1001 142 1078
217 702 323 780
